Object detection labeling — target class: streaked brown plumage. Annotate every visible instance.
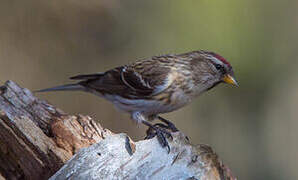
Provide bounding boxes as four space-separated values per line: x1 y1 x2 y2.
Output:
37 50 238 151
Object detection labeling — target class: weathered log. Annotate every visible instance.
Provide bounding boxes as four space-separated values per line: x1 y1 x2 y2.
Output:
0 81 112 179
0 81 236 180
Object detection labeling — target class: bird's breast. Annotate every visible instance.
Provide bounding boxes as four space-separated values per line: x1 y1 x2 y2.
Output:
103 90 192 116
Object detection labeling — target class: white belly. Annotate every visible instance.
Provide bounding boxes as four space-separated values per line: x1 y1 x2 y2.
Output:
104 90 192 116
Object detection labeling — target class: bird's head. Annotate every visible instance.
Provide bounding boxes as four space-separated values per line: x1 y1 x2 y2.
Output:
189 51 238 91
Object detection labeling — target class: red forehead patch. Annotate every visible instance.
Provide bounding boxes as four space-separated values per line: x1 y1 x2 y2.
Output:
210 52 231 66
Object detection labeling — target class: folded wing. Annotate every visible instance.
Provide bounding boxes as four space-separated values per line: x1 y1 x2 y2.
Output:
77 64 172 99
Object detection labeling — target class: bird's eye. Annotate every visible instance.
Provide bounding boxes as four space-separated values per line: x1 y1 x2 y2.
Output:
214 64 226 74
215 64 223 70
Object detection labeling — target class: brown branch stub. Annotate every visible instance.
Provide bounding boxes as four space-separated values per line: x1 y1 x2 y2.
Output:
0 80 236 180
51 114 113 155
0 81 111 180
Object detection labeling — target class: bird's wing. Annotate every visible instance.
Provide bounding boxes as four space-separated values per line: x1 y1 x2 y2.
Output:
78 63 172 99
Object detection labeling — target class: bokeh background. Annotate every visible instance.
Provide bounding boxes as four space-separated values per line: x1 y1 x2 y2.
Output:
1 0 298 179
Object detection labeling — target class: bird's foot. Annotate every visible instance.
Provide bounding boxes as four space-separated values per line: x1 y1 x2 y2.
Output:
157 116 179 132
148 117 190 142
145 123 171 139
143 121 172 153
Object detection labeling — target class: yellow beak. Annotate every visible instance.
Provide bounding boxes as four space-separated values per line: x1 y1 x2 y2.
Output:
222 74 239 87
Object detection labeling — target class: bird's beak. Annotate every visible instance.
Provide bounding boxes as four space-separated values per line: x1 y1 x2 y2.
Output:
222 74 239 87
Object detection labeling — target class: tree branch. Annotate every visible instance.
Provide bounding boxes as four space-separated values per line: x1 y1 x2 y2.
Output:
0 81 236 180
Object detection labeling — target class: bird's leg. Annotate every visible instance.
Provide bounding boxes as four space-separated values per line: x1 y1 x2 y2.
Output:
145 123 169 139
142 121 171 153
156 116 179 132
144 116 178 141
146 115 178 132
132 112 171 152
150 116 191 141
156 116 190 141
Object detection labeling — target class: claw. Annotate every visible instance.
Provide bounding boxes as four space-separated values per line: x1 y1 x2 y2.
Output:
145 127 156 139
142 121 171 153
145 123 173 139
157 116 179 132
155 129 170 153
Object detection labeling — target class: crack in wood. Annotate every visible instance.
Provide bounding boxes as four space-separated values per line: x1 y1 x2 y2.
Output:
149 165 166 178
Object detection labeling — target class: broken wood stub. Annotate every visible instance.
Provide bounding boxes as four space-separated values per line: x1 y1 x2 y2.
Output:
0 81 112 179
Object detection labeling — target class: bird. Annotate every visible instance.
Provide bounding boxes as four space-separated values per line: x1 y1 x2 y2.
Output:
37 50 238 151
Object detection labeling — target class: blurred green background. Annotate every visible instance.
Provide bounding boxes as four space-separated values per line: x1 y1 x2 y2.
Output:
1 0 298 179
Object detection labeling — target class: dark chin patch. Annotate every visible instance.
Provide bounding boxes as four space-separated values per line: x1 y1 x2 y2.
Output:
207 81 221 91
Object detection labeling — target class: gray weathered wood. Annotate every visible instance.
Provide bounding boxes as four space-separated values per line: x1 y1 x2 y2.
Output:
0 81 236 180
50 132 235 180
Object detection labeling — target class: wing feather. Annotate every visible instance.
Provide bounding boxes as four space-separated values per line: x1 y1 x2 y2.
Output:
77 61 172 99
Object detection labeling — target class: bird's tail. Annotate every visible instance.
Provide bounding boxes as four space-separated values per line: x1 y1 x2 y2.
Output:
35 83 85 93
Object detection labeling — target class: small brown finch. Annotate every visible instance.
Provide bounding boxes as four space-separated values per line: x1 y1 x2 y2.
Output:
37 50 238 151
